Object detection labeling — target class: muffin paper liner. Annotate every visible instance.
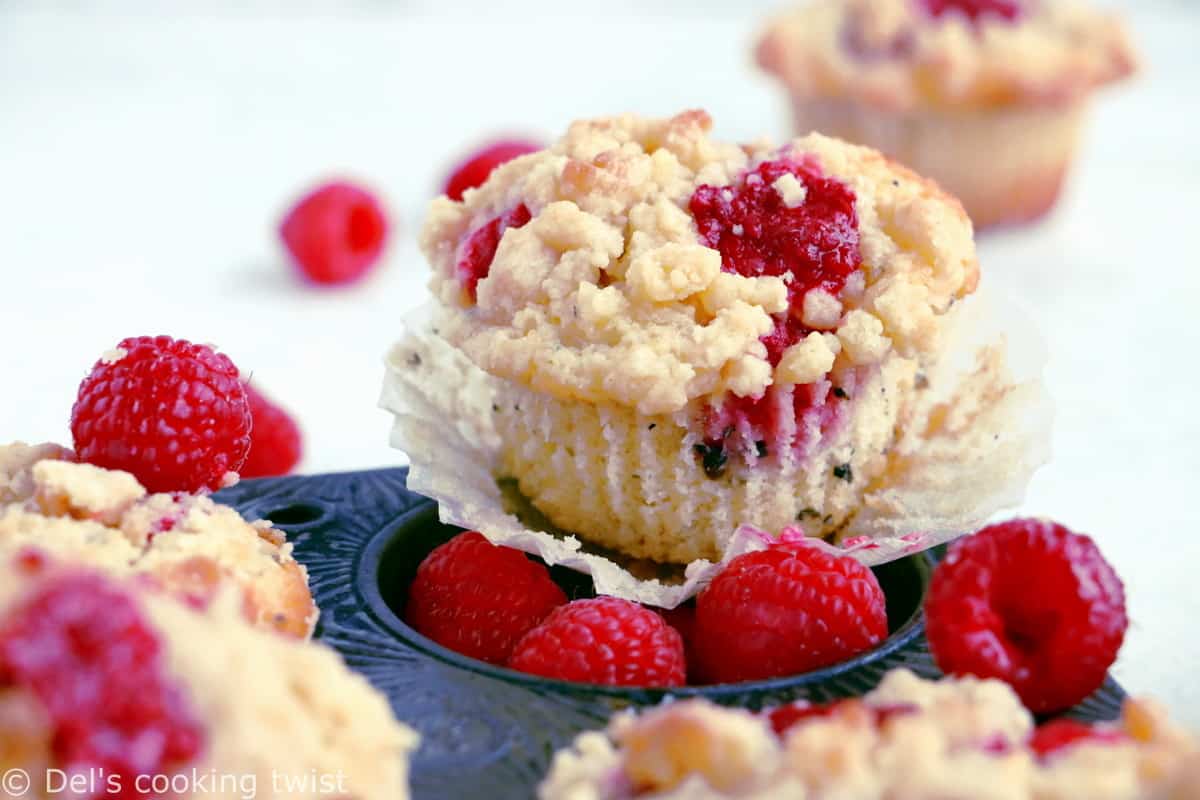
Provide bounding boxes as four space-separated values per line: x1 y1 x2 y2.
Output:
380 286 1051 608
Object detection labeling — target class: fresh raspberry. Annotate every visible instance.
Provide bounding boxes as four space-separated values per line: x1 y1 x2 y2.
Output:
920 0 1024 22
444 140 541 202
508 597 686 687
1028 719 1125 759
240 382 303 478
0 570 205 798
692 541 887 683
456 204 531 302
405 531 566 665
924 519 1127 714
280 180 388 286
70 336 252 493
659 603 699 682
689 156 860 457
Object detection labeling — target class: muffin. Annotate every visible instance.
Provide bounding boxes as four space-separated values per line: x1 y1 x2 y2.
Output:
757 0 1137 229
409 109 1037 567
0 551 416 800
540 668 1200 800
0 441 317 638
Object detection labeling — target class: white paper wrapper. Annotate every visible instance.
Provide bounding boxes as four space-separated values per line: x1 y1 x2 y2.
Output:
379 285 1051 608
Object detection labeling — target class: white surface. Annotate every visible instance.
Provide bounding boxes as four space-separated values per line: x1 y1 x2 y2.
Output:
2 5 1198 720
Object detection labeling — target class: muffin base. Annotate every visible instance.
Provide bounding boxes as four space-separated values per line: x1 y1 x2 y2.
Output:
381 292 1050 605
492 361 910 565
788 97 1087 229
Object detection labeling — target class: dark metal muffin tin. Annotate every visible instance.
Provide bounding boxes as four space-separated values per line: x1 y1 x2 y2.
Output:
215 468 1125 800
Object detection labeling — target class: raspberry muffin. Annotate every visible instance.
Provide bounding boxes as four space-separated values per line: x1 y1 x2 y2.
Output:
0 551 416 800
540 669 1199 800
412 109 1028 566
0 442 317 638
757 0 1137 229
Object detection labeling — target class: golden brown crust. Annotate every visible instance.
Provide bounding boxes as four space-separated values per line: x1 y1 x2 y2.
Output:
0 443 318 638
757 0 1137 112
243 557 318 638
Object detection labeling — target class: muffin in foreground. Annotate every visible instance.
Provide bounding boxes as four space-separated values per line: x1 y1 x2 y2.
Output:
0 441 317 637
0 551 416 800
393 109 1046 576
539 669 1199 800
757 0 1136 229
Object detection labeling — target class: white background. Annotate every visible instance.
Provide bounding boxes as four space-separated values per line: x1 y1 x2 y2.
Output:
2 2 1198 721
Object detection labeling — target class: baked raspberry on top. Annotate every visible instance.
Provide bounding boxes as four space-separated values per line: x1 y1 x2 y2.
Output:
919 0 1024 23
690 155 861 461
414 109 990 566
1028 718 1125 759
0 553 417 800
0 570 205 797
456 204 532 302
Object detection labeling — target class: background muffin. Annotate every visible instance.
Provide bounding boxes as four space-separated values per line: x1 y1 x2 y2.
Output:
539 668 1199 800
757 0 1136 229
416 110 1006 565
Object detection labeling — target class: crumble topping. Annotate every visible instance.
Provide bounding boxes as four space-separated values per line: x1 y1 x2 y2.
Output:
540 669 1199 800
0 557 417 800
423 110 977 417
0 442 317 638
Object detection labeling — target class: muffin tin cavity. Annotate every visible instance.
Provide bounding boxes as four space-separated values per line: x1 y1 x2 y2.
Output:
369 502 931 680
214 467 1125 800
261 502 329 526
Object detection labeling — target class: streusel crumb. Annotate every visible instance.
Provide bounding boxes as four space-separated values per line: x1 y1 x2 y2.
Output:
758 0 1136 111
0 442 317 637
423 110 976 416
540 669 1199 800
0 557 417 800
